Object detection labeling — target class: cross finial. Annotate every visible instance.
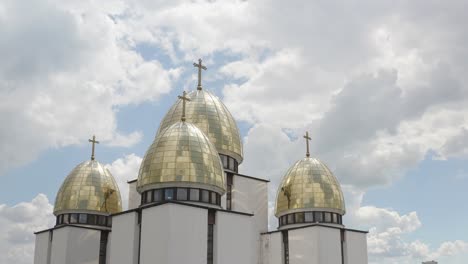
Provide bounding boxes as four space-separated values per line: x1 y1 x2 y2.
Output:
178 91 191 121
303 131 311 157
88 135 99 160
193 58 207 90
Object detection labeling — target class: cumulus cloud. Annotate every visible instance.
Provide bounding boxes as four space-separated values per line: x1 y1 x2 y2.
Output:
0 0 181 175
105 153 142 210
0 194 55 264
2 0 468 263
333 189 468 263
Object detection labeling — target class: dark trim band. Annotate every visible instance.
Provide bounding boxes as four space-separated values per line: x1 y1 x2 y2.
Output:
141 187 221 207
278 211 342 227
56 213 112 227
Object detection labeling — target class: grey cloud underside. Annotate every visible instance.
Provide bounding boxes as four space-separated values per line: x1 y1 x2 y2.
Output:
0 0 179 174
1 0 468 263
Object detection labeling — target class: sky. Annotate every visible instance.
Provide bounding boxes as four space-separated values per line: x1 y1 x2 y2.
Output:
0 0 468 263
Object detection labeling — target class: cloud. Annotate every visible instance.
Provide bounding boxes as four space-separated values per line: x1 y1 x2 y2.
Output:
105 153 142 210
0 0 181 175
2 1 468 263
339 189 468 263
240 123 468 262
0 152 142 264
0 194 55 264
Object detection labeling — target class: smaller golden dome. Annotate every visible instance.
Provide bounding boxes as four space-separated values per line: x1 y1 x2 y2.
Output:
157 89 243 164
137 121 225 194
54 160 122 215
275 157 345 217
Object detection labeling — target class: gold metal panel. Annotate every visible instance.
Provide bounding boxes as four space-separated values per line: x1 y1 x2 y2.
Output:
157 90 243 163
54 160 122 215
137 122 225 194
275 157 345 216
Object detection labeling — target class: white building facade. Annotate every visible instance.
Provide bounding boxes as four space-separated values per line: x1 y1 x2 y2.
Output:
34 60 368 264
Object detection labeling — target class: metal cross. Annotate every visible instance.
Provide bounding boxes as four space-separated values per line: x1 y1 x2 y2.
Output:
88 135 99 161
303 131 311 157
178 91 191 121
193 58 207 90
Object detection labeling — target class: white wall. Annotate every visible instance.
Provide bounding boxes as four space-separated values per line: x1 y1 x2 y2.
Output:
232 175 268 264
262 226 368 264
289 227 319 264
34 231 51 264
140 203 208 264
109 212 140 264
232 176 268 232
50 228 67 264
50 226 101 264
344 230 368 264
316 226 342 264
288 225 343 264
260 232 282 264
128 181 140 209
215 211 256 264
108 212 139 264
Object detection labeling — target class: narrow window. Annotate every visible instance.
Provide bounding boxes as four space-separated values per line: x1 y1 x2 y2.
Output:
201 190 210 203
282 215 287 225
211 192 217 204
88 214 97 225
207 210 216 264
314 211 323 222
145 190 153 203
296 212 305 223
177 188 188 200
332 213 338 223
164 188 174 200
153 189 163 202
228 157 235 171
282 231 289 264
99 231 109 264
98 215 106 226
305 212 313 222
221 155 228 169
70 213 78 224
63 214 69 224
287 214 294 224
324 212 332 223
190 189 200 201
79 214 88 224
226 173 233 210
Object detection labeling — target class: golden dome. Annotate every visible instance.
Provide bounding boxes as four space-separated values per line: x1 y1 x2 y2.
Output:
137 121 225 194
157 89 243 164
275 157 345 217
54 160 122 216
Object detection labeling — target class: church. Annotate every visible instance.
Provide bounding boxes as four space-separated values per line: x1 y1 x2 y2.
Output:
34 59 368 264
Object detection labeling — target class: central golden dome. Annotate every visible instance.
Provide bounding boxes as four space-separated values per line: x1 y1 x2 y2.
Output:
54 160 122 215
275 157 345 217
137 121 225 194
157 89 243 164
